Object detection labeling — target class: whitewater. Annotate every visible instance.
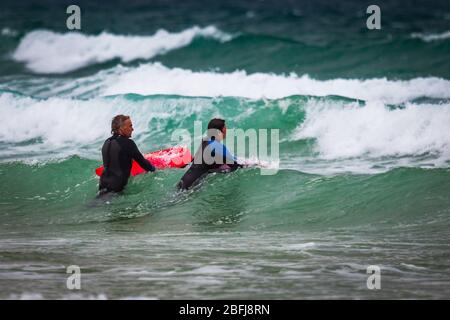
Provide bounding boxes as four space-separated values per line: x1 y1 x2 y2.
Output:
1 0 450 300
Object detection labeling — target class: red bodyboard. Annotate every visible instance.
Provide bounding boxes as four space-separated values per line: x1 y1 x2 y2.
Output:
95 146 192 177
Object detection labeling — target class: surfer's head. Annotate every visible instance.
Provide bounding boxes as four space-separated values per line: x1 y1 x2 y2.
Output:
111 114 133 138
207 118 227 141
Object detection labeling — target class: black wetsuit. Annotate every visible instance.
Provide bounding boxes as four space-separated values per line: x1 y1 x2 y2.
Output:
99 134 155 193
177 138 242 190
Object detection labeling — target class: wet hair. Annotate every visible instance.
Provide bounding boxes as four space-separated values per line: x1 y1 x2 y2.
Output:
206 118 226 140
111 115 130 134
207 118 225 131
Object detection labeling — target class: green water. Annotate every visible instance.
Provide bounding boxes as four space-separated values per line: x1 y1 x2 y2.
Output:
1 157 449 299
0 0 450 299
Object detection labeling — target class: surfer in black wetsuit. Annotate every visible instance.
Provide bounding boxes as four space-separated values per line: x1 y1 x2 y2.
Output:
98 115 155 196
177 118 242 190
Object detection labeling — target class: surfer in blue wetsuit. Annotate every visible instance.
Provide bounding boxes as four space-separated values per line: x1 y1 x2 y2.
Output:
177 118 243 190
98 115 155 196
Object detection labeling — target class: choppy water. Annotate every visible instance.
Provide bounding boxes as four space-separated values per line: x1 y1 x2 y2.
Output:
0 0 449 299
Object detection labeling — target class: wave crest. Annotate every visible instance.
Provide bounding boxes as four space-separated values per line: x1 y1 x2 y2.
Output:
100 63 450 104
292 100 450 164
12 26 232 73
411 30 450 42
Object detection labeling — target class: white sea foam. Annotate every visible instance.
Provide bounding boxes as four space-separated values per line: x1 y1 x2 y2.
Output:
99 63 450 104
281 242 316 250
1 89 450 172
7 293 44 300
292 100 450 163
12 26 232 73
3 62 450 104
1 27 18 37
0 92 211 160
400 263 428 271
411 30 450 42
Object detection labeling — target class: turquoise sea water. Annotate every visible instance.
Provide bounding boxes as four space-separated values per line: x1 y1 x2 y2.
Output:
0 0 449 299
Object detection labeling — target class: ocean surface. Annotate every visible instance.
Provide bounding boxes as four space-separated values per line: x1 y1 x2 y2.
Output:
0 0 449 299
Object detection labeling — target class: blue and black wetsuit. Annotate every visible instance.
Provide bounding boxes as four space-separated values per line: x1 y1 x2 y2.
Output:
177 137 242 190
99 134 155 193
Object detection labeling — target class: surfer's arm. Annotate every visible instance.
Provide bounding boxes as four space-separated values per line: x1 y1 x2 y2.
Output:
221 144 243 168
209 140 243 169
130 140 156 172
